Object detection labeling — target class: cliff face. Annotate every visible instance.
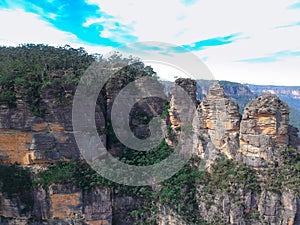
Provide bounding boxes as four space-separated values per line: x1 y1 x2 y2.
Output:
169 78 198 129
0 91 83 165
1 73 300 225
239 94 290 167
197 187 300 225
200 83 241 159
0 184 112 225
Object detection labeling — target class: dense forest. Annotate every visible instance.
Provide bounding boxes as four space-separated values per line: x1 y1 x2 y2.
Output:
0 44 95 114
0 44 155 116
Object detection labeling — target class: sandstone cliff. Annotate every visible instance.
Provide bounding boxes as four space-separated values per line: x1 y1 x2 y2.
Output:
247 84 300 136
238 94 290 167
200 82 241 159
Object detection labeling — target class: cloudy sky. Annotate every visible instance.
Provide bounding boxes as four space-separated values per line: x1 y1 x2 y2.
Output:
0 0 300 85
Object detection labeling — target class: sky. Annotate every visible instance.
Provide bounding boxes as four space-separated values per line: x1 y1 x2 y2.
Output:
0 0 300 85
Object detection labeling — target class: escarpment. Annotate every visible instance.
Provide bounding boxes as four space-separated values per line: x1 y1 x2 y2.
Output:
0 47 300 225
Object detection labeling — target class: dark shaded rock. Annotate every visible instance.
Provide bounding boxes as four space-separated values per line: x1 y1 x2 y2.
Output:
83 187 112 222
288 125 300 151
175 78 198 106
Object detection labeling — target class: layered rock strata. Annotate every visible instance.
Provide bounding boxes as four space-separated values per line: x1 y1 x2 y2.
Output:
200 83 241 159
239 94 290 167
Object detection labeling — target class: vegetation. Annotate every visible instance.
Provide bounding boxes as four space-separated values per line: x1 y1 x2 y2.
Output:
0 44 95 115
160 102 170 119
34 157 208 224
119 140 173 166
198 157 260 193
262 147 300 195
33 156 267 224
158 158 208 224
34 160 115 190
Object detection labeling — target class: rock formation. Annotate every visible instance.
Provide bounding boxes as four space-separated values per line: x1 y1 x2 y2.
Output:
0 85 82 165
200 82 241 159
167 80 300 224
169 78 197 129
239 94 290 167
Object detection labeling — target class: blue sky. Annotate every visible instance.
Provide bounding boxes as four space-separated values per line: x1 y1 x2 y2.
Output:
0 0 300 85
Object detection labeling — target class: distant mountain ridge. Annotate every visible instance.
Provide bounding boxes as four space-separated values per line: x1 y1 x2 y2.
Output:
246 84 300 108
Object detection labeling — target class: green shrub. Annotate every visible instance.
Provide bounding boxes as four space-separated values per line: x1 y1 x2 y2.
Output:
198 158 260 194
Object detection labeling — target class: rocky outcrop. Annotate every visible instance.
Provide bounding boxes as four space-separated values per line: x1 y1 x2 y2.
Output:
167 78 198 149
239 94 290 167
200 83 241 159
173 78 198 106
247 84 300 135
288 125 300 151
170 80 299 167
169 78 197 129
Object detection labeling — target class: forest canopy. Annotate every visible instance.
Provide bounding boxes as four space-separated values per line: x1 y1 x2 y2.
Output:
0 44 155 116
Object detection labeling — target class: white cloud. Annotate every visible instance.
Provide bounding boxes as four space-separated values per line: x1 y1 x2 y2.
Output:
86 0 298 43
146 63 190 81
0 8 112 54
204 57 300 86
0 8 76 46
85 0 300 85
83 13 136 43
86 0 186 44
83 17 106 27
